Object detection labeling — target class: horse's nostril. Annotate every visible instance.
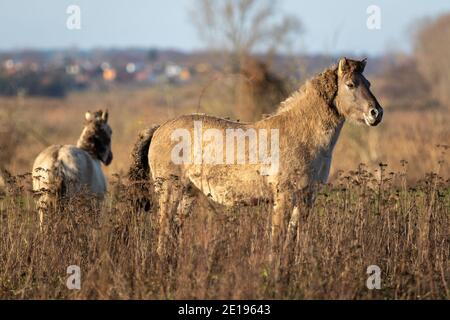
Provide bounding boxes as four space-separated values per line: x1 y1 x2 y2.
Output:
370 109 378 117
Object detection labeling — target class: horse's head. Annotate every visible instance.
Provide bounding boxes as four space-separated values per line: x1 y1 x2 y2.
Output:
335 58 383 126
80 110 113 166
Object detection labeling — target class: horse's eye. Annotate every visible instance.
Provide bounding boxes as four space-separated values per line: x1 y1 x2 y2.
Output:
346 82 355 89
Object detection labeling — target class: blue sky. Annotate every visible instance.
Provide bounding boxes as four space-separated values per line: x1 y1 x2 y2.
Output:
0 0 449 55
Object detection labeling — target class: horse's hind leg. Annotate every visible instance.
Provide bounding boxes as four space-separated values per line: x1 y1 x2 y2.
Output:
156 180 183 265
175 185 196 249
36 194 50 231
156 183 172 259
286 206 301 246
38 207 45 231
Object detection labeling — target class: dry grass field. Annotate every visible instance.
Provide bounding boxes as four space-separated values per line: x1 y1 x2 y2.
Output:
0 80 449 299
0 162 448 299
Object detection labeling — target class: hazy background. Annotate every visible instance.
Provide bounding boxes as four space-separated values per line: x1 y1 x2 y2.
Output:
1 0 450 54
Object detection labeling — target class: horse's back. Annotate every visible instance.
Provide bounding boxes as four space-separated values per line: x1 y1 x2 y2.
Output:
149 114 247 177
33 145 106 197
32 145 63 193
148 114 274 205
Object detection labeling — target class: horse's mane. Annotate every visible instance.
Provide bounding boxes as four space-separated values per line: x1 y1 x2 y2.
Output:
276 65 338 114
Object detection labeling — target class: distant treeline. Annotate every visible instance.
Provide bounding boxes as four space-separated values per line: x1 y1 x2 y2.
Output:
0 69 76 98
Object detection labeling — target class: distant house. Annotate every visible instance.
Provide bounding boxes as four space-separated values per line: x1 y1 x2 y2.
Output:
179 68 191 82
165 63 181 79
102 68 116 82
100 62 117 82
165 62 191 84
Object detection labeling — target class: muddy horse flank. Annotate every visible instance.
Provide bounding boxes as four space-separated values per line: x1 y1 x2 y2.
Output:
129 57 384 257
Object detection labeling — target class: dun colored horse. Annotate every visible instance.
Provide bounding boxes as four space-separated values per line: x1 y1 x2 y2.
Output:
129 58 383 259
32 110 113 227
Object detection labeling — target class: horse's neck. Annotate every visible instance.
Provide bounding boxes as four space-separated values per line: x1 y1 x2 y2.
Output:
325 120 344 156
76 127 99 160
265 93 344 154
293 109 342 152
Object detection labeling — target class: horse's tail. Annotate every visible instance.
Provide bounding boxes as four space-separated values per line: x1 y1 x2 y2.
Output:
45 147 67 208
32 146 67 227
127 126 159 211
128 126 159 182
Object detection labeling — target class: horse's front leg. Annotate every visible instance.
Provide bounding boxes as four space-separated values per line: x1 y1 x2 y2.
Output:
284 187 315 251
271 192 291 259
277 189 314 286
287 206 300 242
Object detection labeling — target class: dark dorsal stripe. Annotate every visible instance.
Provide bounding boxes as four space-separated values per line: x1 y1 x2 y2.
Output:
78 122 110 161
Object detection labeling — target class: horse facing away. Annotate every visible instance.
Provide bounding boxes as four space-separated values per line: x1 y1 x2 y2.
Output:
129 58 384 259
32 110 113 227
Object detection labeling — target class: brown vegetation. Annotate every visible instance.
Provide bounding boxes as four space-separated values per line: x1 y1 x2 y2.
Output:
235 57 288 120
0 107 23 167
0 162 448 299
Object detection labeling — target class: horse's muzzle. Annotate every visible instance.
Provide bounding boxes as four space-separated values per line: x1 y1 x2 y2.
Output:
365 107 383 126
371 107 383 126
104 152 113 166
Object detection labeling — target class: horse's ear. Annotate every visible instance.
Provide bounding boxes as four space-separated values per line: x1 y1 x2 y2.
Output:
338 57 349 77
85 111 94 122
102 110 109 122
360 58 367 72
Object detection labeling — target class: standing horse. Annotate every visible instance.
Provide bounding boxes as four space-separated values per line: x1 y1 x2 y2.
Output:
32 110 113 226
129 58 383 258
